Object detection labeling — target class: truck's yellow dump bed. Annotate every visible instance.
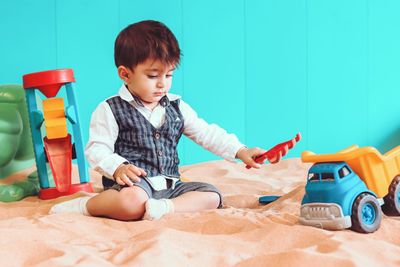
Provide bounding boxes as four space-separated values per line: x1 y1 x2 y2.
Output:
302 145 400 197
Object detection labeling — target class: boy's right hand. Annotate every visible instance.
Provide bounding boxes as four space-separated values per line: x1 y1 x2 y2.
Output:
113 163 147 186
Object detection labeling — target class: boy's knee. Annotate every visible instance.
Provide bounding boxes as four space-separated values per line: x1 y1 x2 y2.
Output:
205 191 221 209
190 183 222 209
200 184 222 209
115 187 149 220
211 192 222 208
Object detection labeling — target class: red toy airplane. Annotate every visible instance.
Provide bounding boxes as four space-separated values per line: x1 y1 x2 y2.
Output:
246 132 301 169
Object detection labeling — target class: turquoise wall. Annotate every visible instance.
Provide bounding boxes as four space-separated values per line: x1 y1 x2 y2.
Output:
1 0 400 165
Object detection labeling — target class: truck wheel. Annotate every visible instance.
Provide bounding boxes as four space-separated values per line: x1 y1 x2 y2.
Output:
351 193 382 233
382 175 400 216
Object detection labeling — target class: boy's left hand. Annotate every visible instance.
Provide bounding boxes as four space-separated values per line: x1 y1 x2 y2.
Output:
235 147 268 169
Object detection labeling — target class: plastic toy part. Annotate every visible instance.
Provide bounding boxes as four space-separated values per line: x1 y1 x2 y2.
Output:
0 84 39 202
44 134 72 192
302 145 400 199
22 69 75 98
259 195 280 204
43 98 68 139
39 182 93 200
300 145 400 233
0 173 40 202
351 193 382 233
382 176 400 216
246 132 301 169
22 69 92 199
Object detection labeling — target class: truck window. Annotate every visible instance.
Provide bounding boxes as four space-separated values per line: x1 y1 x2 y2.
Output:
338 166 351 178
320 172 335 181
308 173 320 181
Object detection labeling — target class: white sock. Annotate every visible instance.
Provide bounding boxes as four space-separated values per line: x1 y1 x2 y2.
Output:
49 196 92 216
143 198 174 220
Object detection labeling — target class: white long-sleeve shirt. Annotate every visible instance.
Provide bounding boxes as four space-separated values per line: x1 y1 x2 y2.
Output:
85 84 245 189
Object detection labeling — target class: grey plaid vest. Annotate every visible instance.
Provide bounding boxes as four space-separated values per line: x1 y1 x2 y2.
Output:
106 96 184 177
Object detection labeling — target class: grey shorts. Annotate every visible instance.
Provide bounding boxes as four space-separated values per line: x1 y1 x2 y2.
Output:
102 176 223 208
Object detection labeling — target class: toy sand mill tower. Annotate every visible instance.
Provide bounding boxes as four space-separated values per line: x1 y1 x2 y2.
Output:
22 69 92 199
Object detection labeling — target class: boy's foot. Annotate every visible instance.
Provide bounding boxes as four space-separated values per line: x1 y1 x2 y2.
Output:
143 198 174 220
49 196 92 216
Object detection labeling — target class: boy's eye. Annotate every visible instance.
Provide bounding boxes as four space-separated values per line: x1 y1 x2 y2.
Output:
146 73 173 79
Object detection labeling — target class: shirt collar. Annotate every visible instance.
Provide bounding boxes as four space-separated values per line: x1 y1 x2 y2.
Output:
118 84 181 108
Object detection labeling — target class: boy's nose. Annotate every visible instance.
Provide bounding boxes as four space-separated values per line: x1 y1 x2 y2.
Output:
156 81 165 88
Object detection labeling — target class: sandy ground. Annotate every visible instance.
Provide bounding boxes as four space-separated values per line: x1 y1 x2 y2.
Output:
0 158 399 266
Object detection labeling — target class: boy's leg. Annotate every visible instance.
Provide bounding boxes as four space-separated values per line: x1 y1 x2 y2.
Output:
169 181 222 212
171 191 220 212
143 182 222 220
87 186 149 220
50 185 150 221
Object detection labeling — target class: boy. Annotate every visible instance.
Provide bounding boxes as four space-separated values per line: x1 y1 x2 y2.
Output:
50 20 273 221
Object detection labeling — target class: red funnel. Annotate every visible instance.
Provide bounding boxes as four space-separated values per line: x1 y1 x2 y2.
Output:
23 69 75 97
44 134 72 192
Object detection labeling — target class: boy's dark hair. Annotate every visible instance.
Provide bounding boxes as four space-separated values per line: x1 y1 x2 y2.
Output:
114 20 181 70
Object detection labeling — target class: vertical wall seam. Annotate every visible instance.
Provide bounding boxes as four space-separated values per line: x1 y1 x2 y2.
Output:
366 0 370 145
181 0 185 99
113 0 121 89
305 0 309 150
243 0 247 144
54 0 58 68
181 0 186 161
117 0 121 28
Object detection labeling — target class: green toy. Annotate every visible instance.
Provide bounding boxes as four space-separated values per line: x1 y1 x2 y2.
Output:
0 85 40 202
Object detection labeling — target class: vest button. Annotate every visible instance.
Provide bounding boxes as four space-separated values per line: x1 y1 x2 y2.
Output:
155 132 161 139
158 150 163 156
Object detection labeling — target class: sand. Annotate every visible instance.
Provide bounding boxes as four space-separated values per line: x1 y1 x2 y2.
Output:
0 158 399 266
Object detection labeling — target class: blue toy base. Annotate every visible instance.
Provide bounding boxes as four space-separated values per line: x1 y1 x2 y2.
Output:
259 195 281 204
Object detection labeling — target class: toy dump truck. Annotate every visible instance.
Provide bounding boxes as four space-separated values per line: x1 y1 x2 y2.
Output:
300 145 400 233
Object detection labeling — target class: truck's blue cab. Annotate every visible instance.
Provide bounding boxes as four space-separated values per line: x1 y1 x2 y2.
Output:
300 162 382 232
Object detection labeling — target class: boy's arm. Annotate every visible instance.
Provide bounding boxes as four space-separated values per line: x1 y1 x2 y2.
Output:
179 100 245 162
85 102 128 179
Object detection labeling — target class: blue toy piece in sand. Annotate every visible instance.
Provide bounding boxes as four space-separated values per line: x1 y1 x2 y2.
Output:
259 195 281 204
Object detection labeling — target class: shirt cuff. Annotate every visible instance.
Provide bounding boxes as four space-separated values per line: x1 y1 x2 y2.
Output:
222 143 247 162
95 153 128 179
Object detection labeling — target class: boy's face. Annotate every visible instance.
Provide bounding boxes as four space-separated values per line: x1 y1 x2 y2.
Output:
119 59 175 106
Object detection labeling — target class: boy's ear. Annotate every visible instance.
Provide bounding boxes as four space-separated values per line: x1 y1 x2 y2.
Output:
117 66 130 82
